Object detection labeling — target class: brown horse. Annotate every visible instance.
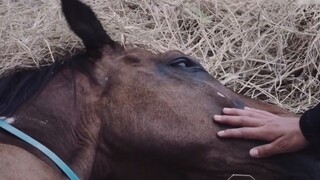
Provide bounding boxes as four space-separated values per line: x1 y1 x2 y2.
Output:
0 0 319 179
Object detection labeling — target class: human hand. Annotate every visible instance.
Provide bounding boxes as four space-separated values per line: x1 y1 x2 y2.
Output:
213 107 309 158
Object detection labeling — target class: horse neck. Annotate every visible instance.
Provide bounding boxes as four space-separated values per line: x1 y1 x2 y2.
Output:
11 67 102 179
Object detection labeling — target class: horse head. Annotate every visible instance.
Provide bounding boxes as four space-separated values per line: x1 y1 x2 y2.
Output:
0 0 318 179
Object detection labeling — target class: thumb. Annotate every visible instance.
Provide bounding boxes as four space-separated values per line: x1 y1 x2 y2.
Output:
249 138 286 158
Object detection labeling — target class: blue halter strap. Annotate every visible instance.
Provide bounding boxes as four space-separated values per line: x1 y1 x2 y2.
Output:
0 118 79 180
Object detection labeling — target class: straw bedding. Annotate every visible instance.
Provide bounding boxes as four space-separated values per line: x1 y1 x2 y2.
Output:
0 0 319 113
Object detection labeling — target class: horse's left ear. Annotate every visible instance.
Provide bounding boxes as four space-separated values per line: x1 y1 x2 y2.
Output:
61 0 116 52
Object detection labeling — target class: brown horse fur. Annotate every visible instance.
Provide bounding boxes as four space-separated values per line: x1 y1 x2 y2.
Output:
0 0 319 179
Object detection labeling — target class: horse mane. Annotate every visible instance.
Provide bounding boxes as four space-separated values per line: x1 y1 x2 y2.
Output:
0 51 89 117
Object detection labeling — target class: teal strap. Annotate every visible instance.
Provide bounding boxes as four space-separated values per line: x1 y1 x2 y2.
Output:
0 119 79 180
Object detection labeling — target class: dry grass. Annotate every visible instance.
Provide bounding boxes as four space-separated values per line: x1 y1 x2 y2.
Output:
0 0 319 113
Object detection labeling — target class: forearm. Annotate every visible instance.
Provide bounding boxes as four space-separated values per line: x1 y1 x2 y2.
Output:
299 102 320 149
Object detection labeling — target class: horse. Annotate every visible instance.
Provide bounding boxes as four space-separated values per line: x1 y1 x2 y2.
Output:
0 0 319 179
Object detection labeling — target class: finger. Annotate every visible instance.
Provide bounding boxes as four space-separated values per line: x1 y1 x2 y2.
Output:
214 115 262 127
244 107 278 117
223 108 267 119
249 137 288 158
217 127 266 140
222 108 247 115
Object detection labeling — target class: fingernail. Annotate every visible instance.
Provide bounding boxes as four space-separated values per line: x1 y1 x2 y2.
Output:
217 131 225 137
223 108 231 113
214 115 222 121
244 107 251 110
250 149 259 158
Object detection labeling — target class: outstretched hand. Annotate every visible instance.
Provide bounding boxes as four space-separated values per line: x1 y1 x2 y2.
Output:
213 107 309 158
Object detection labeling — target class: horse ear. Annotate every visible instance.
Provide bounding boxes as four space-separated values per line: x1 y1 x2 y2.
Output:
61 0 116 51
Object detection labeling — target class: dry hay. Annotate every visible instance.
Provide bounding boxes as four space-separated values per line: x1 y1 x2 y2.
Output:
0 0 319 113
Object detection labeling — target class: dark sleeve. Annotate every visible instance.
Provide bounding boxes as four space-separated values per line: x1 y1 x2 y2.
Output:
299 102 320 148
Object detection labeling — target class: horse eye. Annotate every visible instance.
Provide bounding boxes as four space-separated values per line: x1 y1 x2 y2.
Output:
169 57 204 72
177 62 187 68
170 58 198 68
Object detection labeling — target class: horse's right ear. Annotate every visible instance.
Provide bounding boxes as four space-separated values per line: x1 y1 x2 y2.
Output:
61 0 116 51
